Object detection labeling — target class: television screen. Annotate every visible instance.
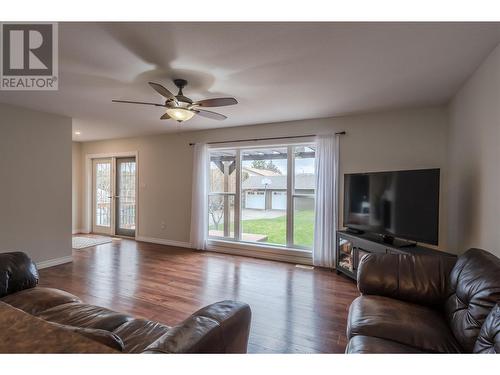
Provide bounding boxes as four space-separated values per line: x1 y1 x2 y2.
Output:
343 169 440 245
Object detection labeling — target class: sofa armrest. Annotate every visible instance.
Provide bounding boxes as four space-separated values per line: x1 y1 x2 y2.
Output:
357 253 456 306
473 303 500 354
142 300 251 353
0 252 38 298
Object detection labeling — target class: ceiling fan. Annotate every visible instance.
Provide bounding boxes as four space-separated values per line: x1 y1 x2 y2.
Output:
112 79 238 123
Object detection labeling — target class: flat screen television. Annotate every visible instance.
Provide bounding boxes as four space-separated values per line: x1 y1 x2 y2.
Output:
343 168 440 245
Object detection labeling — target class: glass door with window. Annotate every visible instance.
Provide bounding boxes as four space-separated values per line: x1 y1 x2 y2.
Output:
92 157 136 237
92 158 113 235
115 158 136 237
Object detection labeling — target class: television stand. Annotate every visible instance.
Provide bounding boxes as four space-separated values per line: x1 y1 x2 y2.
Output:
336 230 455 281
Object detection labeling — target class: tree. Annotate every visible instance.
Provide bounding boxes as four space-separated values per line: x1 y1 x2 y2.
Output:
251 160 282 175
208 196 224 231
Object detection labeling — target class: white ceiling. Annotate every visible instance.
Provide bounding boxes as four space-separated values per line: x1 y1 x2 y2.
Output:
0 22 499 141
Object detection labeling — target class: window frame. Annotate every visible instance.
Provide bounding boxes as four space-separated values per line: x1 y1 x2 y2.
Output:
207 142 316 253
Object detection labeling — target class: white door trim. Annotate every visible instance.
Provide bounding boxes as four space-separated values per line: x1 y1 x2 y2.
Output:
84 151 139 238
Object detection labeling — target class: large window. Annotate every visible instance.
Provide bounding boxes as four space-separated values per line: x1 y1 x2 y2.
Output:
208 144 316 250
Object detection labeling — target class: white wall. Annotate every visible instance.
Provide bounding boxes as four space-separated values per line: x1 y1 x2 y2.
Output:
0 103 72 265
72 142 82 233
80 106 449 250
447 44 500 257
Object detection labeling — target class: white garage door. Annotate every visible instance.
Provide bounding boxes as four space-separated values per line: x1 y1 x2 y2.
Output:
245 191 265 209
272 191 287 210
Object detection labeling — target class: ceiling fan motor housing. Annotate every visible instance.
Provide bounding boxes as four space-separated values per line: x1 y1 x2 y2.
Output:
172 79 193 105
173 78 188 89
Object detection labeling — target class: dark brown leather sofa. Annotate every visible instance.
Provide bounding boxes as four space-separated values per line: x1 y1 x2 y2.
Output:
346 248 500 353
0 252 251 353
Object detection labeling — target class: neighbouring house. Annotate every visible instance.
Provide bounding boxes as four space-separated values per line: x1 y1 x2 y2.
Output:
242 168 315 210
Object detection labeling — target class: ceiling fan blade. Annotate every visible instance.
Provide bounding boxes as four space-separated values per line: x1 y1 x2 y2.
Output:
193 97 238 107
112 99 166 107
194 109 227 121
160 113 171 120
148 82 178 104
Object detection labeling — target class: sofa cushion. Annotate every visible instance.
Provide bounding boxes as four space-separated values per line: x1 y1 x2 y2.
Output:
1 287 81 315
346 335 423 354
0 301 117 353
444 248 500 352
37 302 132 332
357 253 456 307
112 319 170 353
473 303 499 354
348 295 462 353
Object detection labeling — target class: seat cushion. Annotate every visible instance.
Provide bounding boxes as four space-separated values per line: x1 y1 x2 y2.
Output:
0 287 81 315
112 319 171 353
346 335 423 354
37 302 132 332
348 295 462 353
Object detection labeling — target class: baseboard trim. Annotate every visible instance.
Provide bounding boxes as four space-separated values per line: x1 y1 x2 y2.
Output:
136 236 192 249
36 255 73 270
72 229 86 235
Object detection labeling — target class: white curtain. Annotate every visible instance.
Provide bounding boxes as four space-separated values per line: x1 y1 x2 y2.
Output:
190 143 209 250
313 134 339 268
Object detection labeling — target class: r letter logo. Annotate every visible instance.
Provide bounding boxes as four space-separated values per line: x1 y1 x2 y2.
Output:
1 23 58 90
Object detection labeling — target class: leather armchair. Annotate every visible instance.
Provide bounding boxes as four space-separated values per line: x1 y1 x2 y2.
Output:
347 248 500 353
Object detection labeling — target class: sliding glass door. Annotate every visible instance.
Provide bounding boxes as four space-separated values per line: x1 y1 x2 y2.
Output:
208 144 316 250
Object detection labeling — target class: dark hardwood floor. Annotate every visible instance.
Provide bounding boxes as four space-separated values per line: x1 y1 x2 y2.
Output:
39 238 359 353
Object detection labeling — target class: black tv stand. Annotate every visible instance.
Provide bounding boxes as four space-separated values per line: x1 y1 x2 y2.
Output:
336 230 455 281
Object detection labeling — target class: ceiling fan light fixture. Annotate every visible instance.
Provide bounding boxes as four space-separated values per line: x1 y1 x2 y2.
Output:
166 107 195 122
112 79 237 123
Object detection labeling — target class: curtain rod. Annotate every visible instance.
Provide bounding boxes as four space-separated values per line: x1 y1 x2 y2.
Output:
188 131 346 146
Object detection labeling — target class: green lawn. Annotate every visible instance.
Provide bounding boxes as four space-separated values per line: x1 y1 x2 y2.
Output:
241 210 314 247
